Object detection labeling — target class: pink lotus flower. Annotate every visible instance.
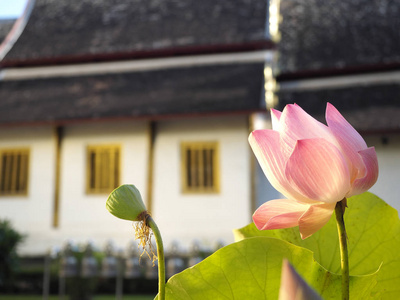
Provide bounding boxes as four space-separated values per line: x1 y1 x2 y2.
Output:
250 103 378 239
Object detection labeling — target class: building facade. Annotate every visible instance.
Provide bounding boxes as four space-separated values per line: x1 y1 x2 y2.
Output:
0 0 274 255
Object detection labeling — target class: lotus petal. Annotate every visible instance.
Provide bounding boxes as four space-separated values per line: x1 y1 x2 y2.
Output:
279 104 337 159
285 138 350 204
298 202 336 239
326 103 368 181
249 130 314 203
348 147 379 197
253 199 309 230
271 108 282 131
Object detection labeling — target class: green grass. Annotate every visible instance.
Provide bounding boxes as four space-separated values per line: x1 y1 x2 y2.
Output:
0 295 154 300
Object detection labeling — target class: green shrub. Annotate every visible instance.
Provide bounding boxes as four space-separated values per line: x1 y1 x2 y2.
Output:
0 220 25 292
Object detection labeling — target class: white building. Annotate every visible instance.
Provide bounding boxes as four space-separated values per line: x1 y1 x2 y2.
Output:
0 0 275 255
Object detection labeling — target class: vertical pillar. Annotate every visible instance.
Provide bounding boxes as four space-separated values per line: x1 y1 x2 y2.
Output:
146 121 156 214
53 126 63 228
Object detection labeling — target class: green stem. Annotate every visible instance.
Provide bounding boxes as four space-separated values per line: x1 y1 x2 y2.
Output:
335 198 349 300
147 216 166 300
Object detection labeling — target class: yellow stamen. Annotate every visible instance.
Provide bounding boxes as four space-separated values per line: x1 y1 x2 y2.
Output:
133 211 158 265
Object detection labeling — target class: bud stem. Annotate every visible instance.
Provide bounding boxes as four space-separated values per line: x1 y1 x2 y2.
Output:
147 215 165 300
335 198 349 300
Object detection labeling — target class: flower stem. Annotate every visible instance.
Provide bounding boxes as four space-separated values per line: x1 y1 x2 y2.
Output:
147 215 166 300
335 198 349 300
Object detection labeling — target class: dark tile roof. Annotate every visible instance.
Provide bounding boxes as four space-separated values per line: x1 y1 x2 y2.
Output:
0 63 265 125
2 0 270 65
277 83 400 133
277 0 400 77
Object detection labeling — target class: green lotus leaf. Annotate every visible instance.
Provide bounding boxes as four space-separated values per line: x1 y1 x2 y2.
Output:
234 192 399 298
157 237 377 299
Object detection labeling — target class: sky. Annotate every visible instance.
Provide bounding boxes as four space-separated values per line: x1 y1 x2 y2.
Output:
0 0 28 19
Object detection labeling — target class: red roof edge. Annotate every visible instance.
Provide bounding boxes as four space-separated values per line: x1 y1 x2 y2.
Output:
1 39 275 68
0 108 265 128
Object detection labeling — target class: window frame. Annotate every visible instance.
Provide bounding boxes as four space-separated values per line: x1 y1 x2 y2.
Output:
0 148 30 197
180 141 220 194
86 144 121 194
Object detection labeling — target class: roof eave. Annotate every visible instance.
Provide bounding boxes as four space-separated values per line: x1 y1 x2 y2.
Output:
1 39 275 68
276 61 400 82
0 108 265 128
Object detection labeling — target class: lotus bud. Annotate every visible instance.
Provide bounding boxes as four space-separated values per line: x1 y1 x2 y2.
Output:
106 184 147 221
106 184 156 263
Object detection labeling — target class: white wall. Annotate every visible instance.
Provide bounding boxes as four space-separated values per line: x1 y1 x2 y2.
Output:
0 126 56 254
152 115 252 249
366 134 400 214
57 121 150 251
0 121 150 255
3 120 395 256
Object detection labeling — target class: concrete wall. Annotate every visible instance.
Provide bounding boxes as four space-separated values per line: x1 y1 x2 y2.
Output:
366 134 400 214
0 126 56 254
152 115 252 248
0 120 398 255
56 121 149 252
0 121 150 255
0 117 255 255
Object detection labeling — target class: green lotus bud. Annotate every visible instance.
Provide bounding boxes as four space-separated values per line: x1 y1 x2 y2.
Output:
106 184 147 221
107 184 157 263
106 184 165 299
